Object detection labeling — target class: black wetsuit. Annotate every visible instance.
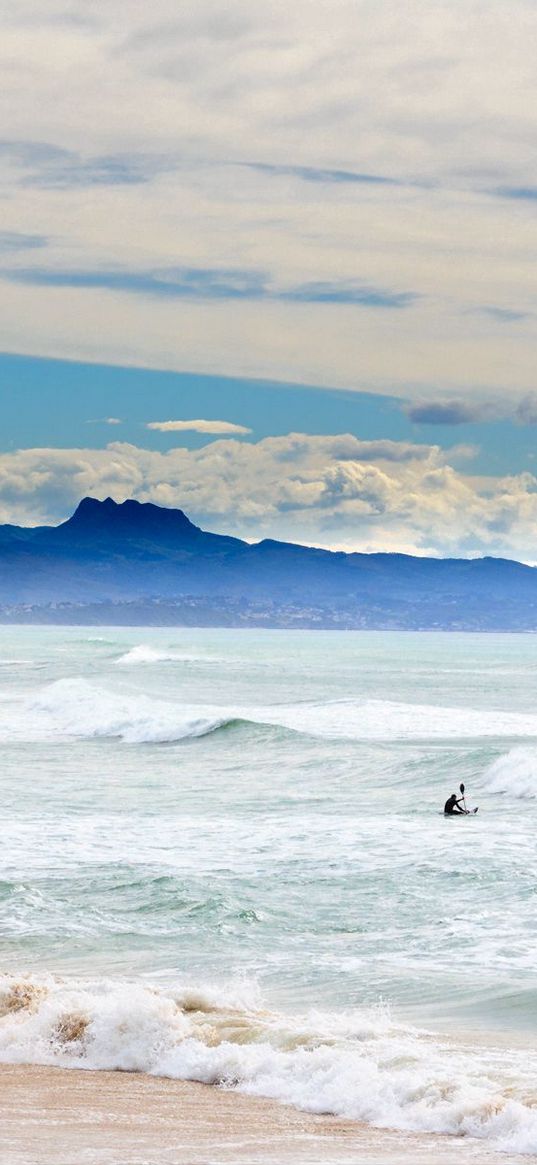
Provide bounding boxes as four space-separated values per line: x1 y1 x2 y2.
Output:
444 795 465 815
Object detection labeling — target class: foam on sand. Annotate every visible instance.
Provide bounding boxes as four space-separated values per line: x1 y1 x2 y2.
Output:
1 973 537 1155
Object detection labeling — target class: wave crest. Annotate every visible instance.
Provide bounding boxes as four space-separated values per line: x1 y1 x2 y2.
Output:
116 645 217 666
29 679 232 744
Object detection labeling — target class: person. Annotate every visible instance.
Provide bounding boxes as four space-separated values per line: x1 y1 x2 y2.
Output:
444 792 467 815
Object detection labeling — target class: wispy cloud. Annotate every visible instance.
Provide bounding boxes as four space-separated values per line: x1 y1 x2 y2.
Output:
282 282 416 308
2 266 415 309
147 418 251 435
25 154 175 190
475 306 529 323
242 162 399 186
3 266 268 300
86 417 123 426
493 186 537 202
0 231 47 252
0 139 175 188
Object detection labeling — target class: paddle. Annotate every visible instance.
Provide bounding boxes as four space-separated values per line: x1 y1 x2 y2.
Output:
459 782 469 814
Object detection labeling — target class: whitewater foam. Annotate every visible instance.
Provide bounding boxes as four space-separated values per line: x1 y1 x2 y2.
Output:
27 679 230 744
262 698 537 742
1 973 536 1154
483 748 537 799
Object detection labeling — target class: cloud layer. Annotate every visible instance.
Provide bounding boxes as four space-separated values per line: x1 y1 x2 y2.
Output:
1 432 536 563
0 2 536 399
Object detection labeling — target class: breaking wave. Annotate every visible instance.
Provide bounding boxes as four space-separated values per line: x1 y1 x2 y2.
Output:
1 972 537 1154
28 680 234 744
116 645 220 666
8 681 537 746
483 748 537 799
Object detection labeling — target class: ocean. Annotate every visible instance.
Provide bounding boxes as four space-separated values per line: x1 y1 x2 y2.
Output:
1 626 537 1156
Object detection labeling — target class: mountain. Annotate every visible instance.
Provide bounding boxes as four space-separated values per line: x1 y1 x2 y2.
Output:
0 496 536 629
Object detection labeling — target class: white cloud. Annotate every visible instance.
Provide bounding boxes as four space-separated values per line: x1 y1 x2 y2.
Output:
0 432 536 562
86 417 123 425
147 418 251 434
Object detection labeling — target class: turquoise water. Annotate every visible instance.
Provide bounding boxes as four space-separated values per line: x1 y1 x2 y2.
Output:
1 627 537 1150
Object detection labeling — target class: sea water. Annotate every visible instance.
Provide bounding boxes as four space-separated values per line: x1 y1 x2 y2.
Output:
1 627 537 1153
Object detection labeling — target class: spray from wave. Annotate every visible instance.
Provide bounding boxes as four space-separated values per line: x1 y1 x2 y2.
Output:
1 973 537 1154
28 679 232 744
483 748 537 799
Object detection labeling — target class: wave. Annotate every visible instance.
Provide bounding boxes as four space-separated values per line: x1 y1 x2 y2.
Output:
483 747 537 799
28 680 233 744
116 645 221 666
263 699 537 742
14 681 537 746
0 973 537 1154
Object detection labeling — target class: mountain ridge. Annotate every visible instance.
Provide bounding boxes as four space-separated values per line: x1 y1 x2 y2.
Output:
0 496 535 629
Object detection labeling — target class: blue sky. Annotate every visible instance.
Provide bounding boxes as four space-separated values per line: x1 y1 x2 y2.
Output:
0 353 407 451
0 352 534 479
0 2 536 558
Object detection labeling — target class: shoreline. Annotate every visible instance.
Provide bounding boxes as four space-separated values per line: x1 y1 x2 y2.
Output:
0 1063 530 1165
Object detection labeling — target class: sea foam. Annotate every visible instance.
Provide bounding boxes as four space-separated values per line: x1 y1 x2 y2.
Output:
263 698 537 742
1 972 537 1155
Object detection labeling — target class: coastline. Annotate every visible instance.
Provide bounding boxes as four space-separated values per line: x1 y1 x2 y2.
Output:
0 1063 530 1165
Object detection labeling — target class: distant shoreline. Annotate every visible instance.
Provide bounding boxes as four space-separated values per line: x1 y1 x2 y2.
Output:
1 619 536 634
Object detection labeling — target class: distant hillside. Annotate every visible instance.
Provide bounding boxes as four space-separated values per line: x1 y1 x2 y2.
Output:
0 496 536 629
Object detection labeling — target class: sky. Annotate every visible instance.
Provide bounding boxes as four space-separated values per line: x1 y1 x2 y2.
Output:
0 1 537 559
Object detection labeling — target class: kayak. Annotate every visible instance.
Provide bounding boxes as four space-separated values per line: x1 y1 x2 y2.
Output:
443 807 479 815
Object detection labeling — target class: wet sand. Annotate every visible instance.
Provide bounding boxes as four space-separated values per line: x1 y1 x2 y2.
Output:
0 1063 529 1165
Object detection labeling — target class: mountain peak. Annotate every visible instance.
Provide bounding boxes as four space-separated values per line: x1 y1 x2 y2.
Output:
63 496 200 538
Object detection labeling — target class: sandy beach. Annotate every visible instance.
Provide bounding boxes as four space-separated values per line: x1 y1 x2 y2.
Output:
0 1063 530 1165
